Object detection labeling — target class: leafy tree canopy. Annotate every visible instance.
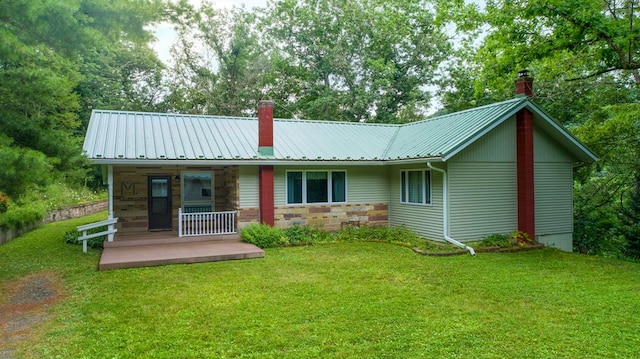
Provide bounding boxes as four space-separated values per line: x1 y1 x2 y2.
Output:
0 0 164 198
265 0 451 123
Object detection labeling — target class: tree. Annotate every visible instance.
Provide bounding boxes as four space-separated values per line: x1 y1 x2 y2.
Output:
164 1 272 116
74 0 166 127
0 0 165 198
573 104 640 257
0 0 83 181
0 136 53 199
265 0 451 122
440 0 640 121
479 0 640 82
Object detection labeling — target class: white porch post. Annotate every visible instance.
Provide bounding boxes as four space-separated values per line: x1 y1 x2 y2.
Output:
107 165 115 242
178 208 183 237
107 165 114 218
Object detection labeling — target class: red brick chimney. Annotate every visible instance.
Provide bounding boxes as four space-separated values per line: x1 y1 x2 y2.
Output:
515 69 534 98
258 100 274 156
258 100 275 226
515 70 535 239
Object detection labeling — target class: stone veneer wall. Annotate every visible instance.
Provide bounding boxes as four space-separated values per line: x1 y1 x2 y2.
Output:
113 165 239 233
237 207 260 229
274 203 388 231
237 203 388 231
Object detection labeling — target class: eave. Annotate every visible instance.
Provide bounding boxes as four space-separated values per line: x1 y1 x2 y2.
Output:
89 156 444 166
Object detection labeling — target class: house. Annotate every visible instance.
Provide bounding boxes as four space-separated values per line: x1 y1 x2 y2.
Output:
82 73 597 253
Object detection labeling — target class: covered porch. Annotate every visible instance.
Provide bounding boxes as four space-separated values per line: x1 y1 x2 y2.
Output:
99 231 264 270
93 164 264 270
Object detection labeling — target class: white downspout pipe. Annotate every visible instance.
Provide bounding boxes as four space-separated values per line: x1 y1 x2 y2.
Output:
426 162 476 256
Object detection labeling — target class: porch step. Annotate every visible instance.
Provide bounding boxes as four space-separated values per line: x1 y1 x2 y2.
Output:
104 233 241 248
99 239 264 270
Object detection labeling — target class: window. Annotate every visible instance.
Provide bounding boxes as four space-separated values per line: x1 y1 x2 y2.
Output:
400 170 431 205
182 172 214 212
287 170 347 204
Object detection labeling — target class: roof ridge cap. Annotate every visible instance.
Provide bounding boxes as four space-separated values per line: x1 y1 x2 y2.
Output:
92 109 255 121
273 117 400 127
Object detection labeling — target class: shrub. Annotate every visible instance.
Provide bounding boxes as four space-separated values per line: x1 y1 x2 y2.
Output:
242 223 424 249
481 233 513 248
25 182 106 211
0 203 47 230
480 231 536 248
63 226 106 249
0 192 9 213
241 224 288 248
336 225 423 247
512 230 535 246
282 225 332 245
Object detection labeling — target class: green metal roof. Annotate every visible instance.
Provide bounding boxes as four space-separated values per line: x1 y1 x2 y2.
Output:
384 98 526 161
83 97 597 164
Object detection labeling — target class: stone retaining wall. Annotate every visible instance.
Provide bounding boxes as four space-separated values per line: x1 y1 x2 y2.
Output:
42 201 108 224
0 200 108 245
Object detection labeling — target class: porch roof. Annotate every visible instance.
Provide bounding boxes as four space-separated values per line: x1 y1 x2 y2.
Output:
83 97 597 164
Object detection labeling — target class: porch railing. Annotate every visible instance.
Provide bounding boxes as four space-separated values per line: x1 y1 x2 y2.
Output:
178 208 237 237
76 217 118 253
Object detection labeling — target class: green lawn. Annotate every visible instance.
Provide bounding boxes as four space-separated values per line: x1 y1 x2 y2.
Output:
2 213 640 358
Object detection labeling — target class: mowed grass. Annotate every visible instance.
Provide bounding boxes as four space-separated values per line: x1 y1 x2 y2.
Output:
2 213 640 358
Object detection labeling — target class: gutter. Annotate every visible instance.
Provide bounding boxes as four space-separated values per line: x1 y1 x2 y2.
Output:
426 162 476 256
88 157 443 166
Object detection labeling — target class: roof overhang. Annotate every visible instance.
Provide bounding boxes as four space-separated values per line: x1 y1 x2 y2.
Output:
89 157 444 166
524 103 599 162
90 159 388 166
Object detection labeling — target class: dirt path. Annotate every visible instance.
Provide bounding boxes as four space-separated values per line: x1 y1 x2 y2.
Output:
0 272 64 359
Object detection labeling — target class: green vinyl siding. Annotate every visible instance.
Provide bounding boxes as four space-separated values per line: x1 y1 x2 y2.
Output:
274 166 389 206
534 126 574 162
388 165 444 241
448 117 518 241
347 166 389 203
535 126 575 251
535 163 573 235
448 162 518 241
239 166 259 208
451 118 516 162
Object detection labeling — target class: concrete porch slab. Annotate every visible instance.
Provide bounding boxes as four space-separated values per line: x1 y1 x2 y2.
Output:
99 238 264 270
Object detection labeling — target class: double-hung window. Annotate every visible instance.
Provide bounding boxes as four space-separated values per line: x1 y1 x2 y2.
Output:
400 170 431 205
287 170 347 204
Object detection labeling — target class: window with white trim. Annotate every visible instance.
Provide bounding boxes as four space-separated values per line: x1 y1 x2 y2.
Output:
400 170 431 205
286 170 347 204
181 172 214 212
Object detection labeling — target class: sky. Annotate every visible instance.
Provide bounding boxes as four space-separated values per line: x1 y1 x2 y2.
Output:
150 0 268 65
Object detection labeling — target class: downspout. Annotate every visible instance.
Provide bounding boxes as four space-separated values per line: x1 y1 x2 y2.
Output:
426 162 476 256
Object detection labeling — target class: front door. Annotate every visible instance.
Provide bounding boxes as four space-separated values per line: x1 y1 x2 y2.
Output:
148 176 172 230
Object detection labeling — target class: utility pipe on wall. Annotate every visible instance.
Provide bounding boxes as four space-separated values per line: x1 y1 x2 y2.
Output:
426 162 476 256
